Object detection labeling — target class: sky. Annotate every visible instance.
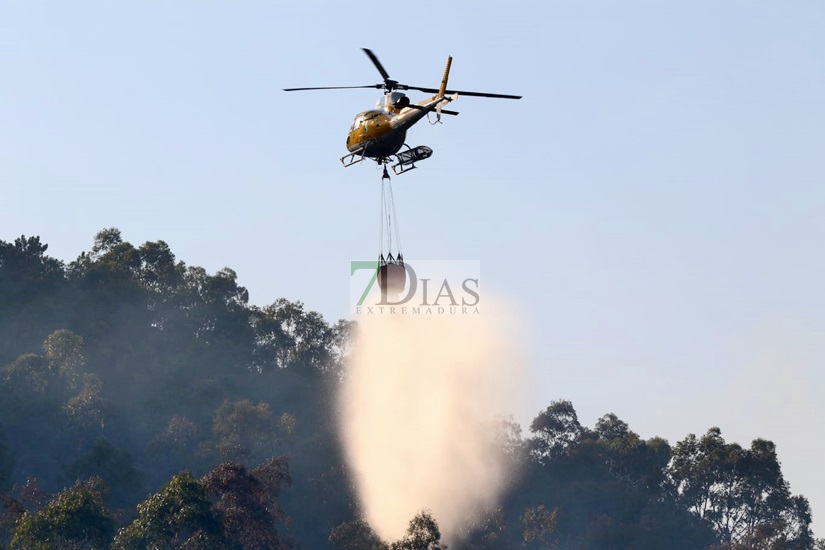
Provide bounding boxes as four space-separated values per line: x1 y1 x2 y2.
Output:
2 0 824 533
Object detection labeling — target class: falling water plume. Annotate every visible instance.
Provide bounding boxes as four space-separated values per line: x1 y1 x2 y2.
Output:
338 301 525 542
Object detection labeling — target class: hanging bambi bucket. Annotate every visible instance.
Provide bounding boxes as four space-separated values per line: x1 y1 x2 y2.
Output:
378 257 406 299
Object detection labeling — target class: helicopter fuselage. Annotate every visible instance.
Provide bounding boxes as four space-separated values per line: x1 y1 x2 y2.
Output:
285 49 521 168
345 93 445 159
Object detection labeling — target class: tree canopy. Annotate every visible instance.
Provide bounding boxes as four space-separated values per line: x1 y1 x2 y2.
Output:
0 230 819 548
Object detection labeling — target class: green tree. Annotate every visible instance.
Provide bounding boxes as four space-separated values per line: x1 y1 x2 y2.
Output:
521 505 558 548
63 440 143 508
3 353 50 399
202 457 293 549
0 237 66 361
81 234 143 293
137 240 184 296
528 400 584 462
148 415 202 457
709 496 813 549
391 511 445 550
89 228 124 260
252 299 337 373
176 265 255 371
62 373 110 432
462 508 513 550
330 318 357 376
205 400 279 464
668 428 813 547
43 329 86 391
10 477 114 550
329 519 388 550
4 331 99 420
514 403 716 549
2 345 89 486
595 413 671 493
113 471 223 549
1 479 49 547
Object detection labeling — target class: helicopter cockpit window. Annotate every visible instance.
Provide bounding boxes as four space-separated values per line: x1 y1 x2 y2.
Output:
351 115 365 131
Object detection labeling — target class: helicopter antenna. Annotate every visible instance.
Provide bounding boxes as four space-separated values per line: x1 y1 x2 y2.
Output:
438 56 452 97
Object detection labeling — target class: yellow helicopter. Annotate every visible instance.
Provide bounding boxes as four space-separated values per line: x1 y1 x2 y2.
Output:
284 48 521 175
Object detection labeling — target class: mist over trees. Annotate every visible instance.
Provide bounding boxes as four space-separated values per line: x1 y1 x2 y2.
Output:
0 229 820 549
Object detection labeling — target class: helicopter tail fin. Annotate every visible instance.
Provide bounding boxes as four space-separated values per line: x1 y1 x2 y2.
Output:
438 56 453 97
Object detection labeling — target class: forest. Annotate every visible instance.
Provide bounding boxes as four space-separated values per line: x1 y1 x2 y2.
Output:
0 229 820 549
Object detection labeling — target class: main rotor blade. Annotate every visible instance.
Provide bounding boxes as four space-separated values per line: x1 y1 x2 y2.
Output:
407 86 522 99
283 85 382 92
362 48 391 81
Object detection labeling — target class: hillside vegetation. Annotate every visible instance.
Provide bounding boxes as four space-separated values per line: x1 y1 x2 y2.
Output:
0 230 818 549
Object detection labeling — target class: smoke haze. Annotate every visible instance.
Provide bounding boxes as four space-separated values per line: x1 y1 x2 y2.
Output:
338 303 524 542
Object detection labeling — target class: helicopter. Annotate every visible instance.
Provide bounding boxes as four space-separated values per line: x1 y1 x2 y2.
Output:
284 48 521 175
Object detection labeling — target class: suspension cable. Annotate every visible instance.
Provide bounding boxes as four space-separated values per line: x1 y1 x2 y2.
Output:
377 163 403 262
378 171 385 261
387 176 403 256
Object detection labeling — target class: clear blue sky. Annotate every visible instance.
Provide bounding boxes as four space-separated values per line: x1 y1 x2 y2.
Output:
2 1 824 531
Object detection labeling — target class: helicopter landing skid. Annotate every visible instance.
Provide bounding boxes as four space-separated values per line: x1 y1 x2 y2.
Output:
340 152 366 167
391 145 433 175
